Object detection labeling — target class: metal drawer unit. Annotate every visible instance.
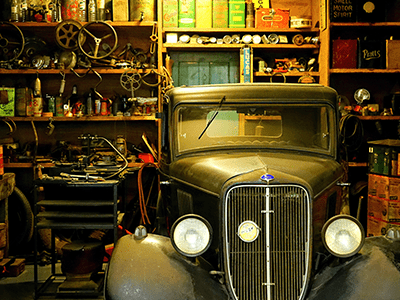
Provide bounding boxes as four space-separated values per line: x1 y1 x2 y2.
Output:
33 178 119 299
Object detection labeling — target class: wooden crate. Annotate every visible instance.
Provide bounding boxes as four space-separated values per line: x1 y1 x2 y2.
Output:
386 40 400 69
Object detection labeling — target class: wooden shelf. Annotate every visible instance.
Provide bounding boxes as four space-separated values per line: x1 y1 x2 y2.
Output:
2 115 156 121
330 68 400 74
4 161 147 169
348 162 368 167
357 115 400 121
0 68 154 75
163 27 319 33
11 21 156 28
254 71 320 77
331 22 400 27
163 43 319 51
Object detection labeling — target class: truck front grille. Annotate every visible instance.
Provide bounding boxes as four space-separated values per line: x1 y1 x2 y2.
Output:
224 185 311 300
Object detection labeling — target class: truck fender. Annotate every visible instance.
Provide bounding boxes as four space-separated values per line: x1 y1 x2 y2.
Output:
307 236 400 300
105 233 229 300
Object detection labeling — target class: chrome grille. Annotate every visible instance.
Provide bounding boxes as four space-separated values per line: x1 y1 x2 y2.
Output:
224 185 311 300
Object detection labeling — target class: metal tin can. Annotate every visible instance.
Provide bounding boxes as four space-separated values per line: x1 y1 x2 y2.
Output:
95 99 101 115
62 0 86 21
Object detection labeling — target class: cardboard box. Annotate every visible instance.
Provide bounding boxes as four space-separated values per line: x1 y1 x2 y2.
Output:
358 38 385 69
0 88 15 117
130 0 156 21
386 40 400 69
163 0 179 27
368 174 400 200
196 0 212 28
368 174 389 198
112 0 129 21
367 216 400 237
368 195 388 220
0 258 25 277
270 0 311 19
229 0 246 28
15 87 30 117
179 0 196 27
253 0 268 10
368 195 400 222
368 139 400 176
213 0 229 28
255 8 289 29
332 39 357 69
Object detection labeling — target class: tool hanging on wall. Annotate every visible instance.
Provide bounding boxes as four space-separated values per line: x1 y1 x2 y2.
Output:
149 23 158 68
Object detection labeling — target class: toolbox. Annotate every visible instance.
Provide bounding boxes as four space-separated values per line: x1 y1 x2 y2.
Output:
0 258 25 277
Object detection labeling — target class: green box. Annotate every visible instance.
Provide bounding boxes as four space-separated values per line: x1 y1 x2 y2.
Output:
178 0 195 27
368 139 400 176
213 0 228 28
228 0 245 28
163 0 179 27
0 88 15 117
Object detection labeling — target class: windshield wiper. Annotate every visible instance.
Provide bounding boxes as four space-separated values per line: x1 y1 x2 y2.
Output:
198 96 226 139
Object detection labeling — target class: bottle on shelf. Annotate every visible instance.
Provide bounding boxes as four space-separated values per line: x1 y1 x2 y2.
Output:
20 0 27 22
11 0 20 22
33 76 43 117
88 0 96 22
97 0 105 21
78 0 87 22
86 92 93 116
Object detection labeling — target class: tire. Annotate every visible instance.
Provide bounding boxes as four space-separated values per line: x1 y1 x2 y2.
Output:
8 186 34 251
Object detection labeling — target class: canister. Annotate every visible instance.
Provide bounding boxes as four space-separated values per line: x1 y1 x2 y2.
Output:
61 0 86 21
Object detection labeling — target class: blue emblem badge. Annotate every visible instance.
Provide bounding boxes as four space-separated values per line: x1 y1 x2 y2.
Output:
261 173 274 182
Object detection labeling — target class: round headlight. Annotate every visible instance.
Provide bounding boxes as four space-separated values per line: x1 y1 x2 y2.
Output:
171 214 212 257
322 215 365 258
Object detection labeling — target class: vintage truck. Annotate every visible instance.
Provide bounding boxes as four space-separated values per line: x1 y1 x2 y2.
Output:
105 83 400 300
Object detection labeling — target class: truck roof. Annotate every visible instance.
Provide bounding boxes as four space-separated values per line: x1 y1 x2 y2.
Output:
166 83 338 109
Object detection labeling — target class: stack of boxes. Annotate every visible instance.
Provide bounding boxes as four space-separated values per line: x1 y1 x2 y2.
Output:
163 0 310 29
367 139 400 236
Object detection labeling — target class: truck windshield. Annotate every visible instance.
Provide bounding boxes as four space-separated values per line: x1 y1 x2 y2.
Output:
175 103 334 156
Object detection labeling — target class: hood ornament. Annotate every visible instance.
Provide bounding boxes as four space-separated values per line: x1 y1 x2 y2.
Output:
261 173 274 183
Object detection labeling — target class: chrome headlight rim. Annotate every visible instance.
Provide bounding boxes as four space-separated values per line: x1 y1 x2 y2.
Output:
322 214 365 258
170 214 213 258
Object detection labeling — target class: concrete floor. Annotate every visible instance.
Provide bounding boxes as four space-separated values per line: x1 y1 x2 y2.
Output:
0 262 104 300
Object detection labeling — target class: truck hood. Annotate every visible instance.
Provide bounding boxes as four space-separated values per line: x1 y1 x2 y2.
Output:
167 152 344 197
